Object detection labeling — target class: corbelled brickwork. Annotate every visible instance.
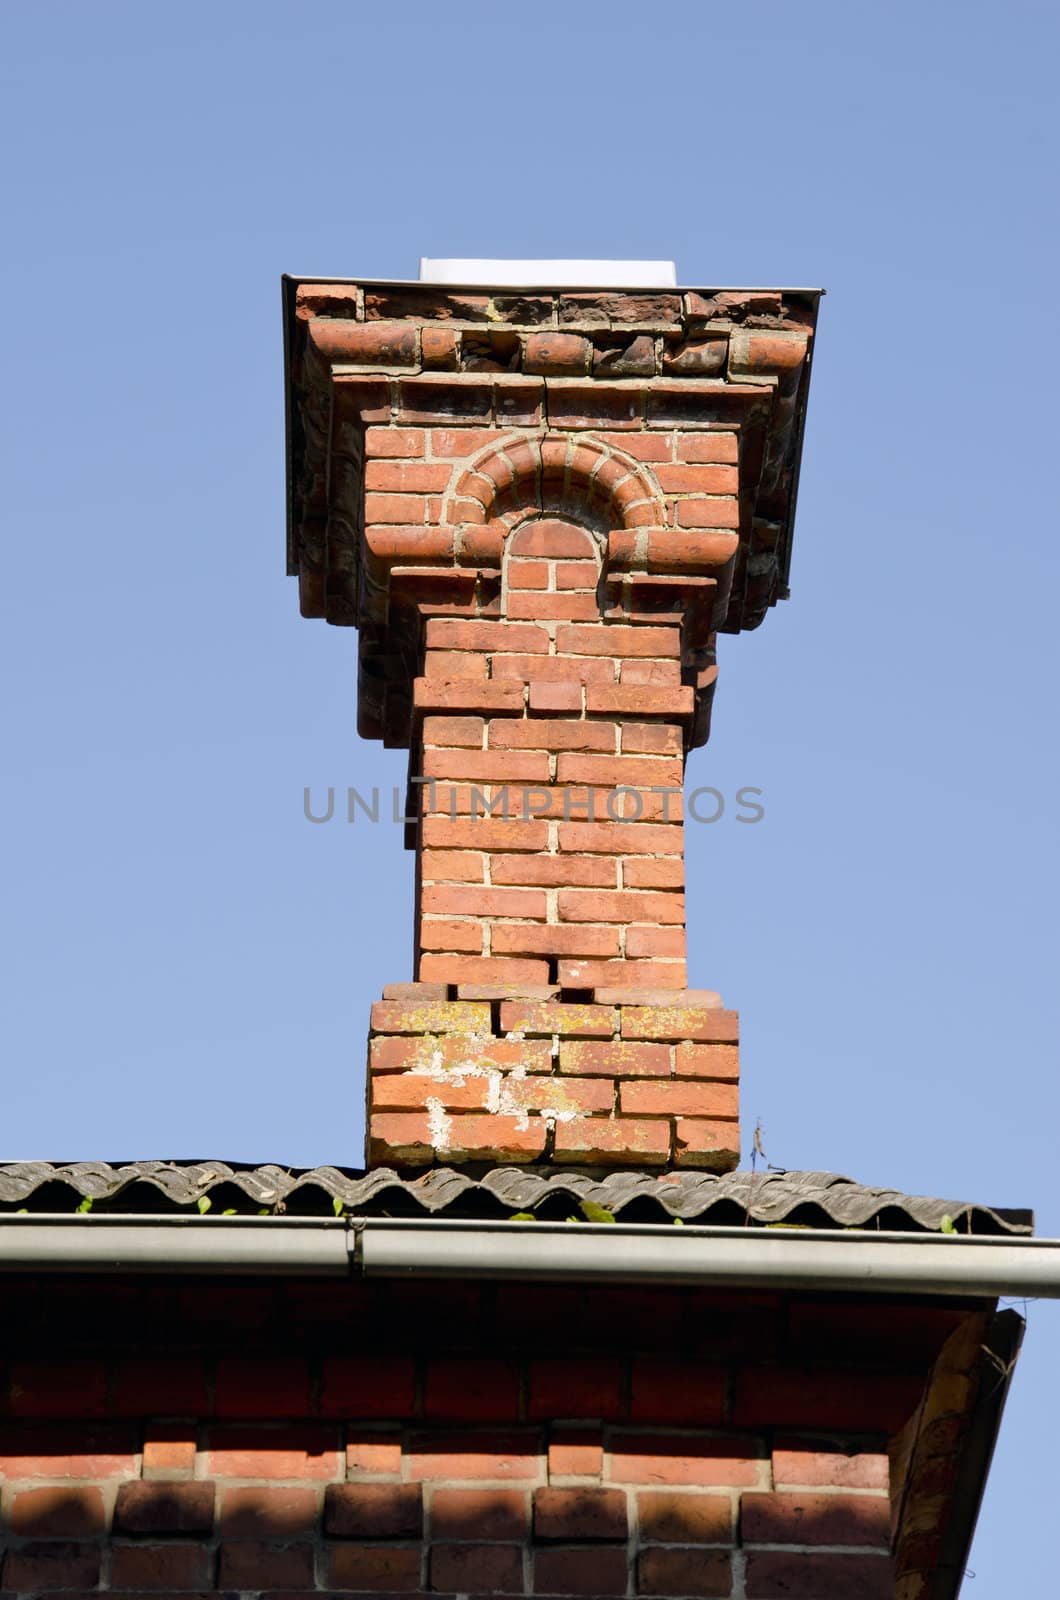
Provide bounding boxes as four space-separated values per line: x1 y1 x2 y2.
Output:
1 1274 996 1600
285 278 818 1169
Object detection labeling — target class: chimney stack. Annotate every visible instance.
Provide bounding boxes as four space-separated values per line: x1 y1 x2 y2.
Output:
284 267 818 1171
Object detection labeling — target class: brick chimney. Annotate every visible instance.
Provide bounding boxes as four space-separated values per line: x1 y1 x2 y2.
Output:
284 268 818 1172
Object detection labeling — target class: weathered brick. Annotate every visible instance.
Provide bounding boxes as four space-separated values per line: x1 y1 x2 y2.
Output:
553 1117 670 1164
7 1485 106 1537
114 1480 215 1535
547 1428 604 1480
346 1432 403 1478
535 1546 629 1594
744 1551 893 1599
638 1547 731 1595
741 1490 891 1548
221 1485 320 1536
620 1080 738 1118
430 1487 529 1540
1 1542 100 1590
327 1543 423 1590
675 1043 739 1079
621 1006 738 1042
109 1543 212 1589
559 1041 670 1077
637 1489 731 1543
325 1482 423 1538
534 1486 627 1541
772 1438 890 1491
430 1543 523 1592
609 1433 759 1486
205 1425 342 1481
408 1429 541 1481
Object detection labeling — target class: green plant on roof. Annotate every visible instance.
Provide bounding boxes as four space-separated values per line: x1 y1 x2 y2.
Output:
940 1214 957 1234
75 1196 93 1214
196 1195 211 1215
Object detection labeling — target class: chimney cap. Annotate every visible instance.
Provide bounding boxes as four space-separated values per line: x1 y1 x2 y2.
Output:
419 258 678 287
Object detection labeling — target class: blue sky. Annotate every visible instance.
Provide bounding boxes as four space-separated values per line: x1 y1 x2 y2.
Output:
1 0 1057 1585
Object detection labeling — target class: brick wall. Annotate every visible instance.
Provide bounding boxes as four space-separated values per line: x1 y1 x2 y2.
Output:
2 1276 976 1600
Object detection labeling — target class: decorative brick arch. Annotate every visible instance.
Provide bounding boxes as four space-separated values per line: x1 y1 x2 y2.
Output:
444 432 667 534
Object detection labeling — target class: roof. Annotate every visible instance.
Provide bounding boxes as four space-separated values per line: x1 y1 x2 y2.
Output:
0 1161 1032 1235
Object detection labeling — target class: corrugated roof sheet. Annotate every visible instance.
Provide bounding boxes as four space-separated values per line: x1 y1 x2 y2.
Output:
0 1161 1032 1235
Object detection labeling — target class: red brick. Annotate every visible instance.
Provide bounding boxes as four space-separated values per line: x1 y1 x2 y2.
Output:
556 623 680 659
0 1423 137 1479
733 1372 924 1433
215 1356 310 1419
425 1360 521 1422
558 1041 670 1077
421 848 485 883
309 317 417 365
346 1432 403 1478
620 858 683 889
599 431 672 461
506 523 597 559
655 463 738 494
558 889 684 925
430 1487 529 1540
366 426 425 458
370 1037 552 1075
558 822 683 856
508 591 599 621
7 1485 106 1537
637 1490 731 1543
327 1543 422 1590
422 715 486 748
113 1480 215 1534
675 1043 739 1080
317 1355 415 1420
621 1007 738 1042
741 1490 890 1548
420 918 485 953
422 818 549 852
366 460 452 493
418 955 551 986
558 959 686 991
629 1361 726 1425
620 722 683 756
638 1548 731 1596
489 719 616 753
432 427 501 458
205 1425 342 1480
528 1360 623 1422
609 1433 759 1486
585 685 694 718
626 927 686 958
219 1541 314 1588
491 653 615 685
744 1551 893 1599
370 999 492 1035
618 659 682 685
677 432 738 463
423 749 551 782
365 492 428 523
428 618 550 654
430 1543 522 1592
112 1355 209 1416
675 497 740 529
492 855 617 888
508 559 550 589
772 1438 889 1491
524 332 591 375
547 1429 603 1480
534 1486 627 1540
408 1430 540 1481
674 1120 742 1168
555 561 602 591
492 923 620 959
325 1482 423 1537
500 1002 616 1039
505 1077 613 1115
424 648 488 680
554 1118 670 1164
535 1546 628 1594
372 1073 490 1111
529 683 583 713
413 678 526 716
221 1485 320 1536
8 1359 106 1419
1 1542 100 1590
620 1081 738 1118
109 1544 211 1589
